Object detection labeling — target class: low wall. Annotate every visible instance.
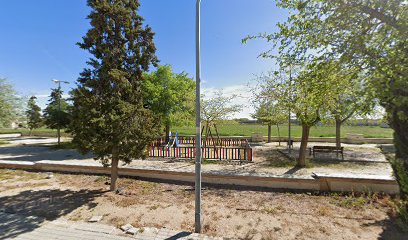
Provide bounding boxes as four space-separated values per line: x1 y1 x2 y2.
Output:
0 161 399 194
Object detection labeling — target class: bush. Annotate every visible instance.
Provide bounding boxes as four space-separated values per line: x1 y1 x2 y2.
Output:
392 158 408 197
390 157 408 230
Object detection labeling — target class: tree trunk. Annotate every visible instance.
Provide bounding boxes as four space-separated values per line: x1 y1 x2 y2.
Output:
214 124 221 146
267 124 271 143
165 123 170 144
298 124 311 167
335 116 341 148
390 106 408 198
110 149 119 192
277 124 281 146
57 128 61 145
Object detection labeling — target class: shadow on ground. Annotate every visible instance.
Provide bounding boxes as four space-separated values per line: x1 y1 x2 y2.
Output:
362 218 408 240
0 145 92 162
0 189 103 239
255 147 388 169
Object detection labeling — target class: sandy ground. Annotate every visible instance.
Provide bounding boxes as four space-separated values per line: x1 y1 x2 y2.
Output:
0 137 395 180
0 169 406 240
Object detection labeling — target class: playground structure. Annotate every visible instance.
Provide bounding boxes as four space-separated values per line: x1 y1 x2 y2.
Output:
149 133 253 162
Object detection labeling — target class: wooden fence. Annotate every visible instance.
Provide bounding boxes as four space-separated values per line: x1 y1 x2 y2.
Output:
149 146 253 162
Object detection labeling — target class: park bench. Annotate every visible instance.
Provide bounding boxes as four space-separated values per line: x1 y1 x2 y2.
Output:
312 146 344 160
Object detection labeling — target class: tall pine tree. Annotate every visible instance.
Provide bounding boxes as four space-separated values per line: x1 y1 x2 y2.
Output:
43 88 71 130
70 0 159 191
26 96 42 135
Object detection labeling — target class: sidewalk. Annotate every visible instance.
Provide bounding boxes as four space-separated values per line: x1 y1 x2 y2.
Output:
1 212 219 240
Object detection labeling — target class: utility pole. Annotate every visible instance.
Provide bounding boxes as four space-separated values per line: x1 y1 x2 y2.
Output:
52 79 69 146
194 0 202 234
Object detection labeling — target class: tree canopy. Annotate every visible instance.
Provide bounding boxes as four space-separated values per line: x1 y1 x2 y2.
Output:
43 88 71 130
0 78 22 128
26 96 42 132
252 101 287 127
143 65 195 138
201 90 242 128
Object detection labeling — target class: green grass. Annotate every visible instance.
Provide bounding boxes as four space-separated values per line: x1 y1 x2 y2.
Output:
0 128 69 137
172 124 393 138
0 140 9 145
0 124 393 139
48 141 77 150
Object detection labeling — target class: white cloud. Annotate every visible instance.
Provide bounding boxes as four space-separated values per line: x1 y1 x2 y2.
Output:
202 84 255 119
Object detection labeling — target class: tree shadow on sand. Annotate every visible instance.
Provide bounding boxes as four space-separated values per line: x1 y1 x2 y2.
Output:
0 145 92 162
256 147 388 169
361 218 408 240
0 188 104 239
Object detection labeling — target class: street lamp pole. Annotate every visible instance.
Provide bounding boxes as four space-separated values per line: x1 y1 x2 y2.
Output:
195 0 202 234
52 79 69 146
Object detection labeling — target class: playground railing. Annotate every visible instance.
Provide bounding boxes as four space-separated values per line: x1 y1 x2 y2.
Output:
152 135 250 147
148 146 253 162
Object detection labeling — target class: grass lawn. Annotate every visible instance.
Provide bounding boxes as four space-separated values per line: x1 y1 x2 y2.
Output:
48 141 77 150
172 124 393 138
0 124 393 139
0 128 69 137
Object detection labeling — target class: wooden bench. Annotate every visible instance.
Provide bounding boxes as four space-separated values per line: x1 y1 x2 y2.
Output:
312 146 344 160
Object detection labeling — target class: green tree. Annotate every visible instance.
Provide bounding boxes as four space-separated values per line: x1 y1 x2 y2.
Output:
70 0 159 191
201 91 242 145
262 61 345 166
43 88 71 131
320 61 376 148
26 96 42 134
143 65 195 142
251 79 287 143
244 0 408 184
0 78 21 128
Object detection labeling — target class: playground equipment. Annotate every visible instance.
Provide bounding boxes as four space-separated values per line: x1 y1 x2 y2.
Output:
149 133 253 162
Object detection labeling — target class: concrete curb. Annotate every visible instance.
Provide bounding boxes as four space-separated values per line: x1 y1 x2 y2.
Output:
0 161 399 194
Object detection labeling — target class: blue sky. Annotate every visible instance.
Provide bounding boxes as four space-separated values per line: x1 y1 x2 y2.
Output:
0 0 286 118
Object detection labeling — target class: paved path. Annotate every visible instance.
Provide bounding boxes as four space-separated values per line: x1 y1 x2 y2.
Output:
0 212 219 240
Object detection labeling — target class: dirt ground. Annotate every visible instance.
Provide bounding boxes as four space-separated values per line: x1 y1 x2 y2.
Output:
0 169 406 240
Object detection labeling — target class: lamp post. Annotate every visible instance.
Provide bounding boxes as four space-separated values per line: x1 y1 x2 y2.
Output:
52 79 69 145
195 0 202 234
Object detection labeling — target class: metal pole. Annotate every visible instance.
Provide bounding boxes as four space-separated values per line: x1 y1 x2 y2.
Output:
288 65 292 153
57 81 61 146
52 79 68 145
195 0 202 234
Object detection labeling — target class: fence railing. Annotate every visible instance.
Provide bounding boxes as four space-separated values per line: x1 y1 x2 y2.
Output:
151 135 249 147
149 146 253 162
